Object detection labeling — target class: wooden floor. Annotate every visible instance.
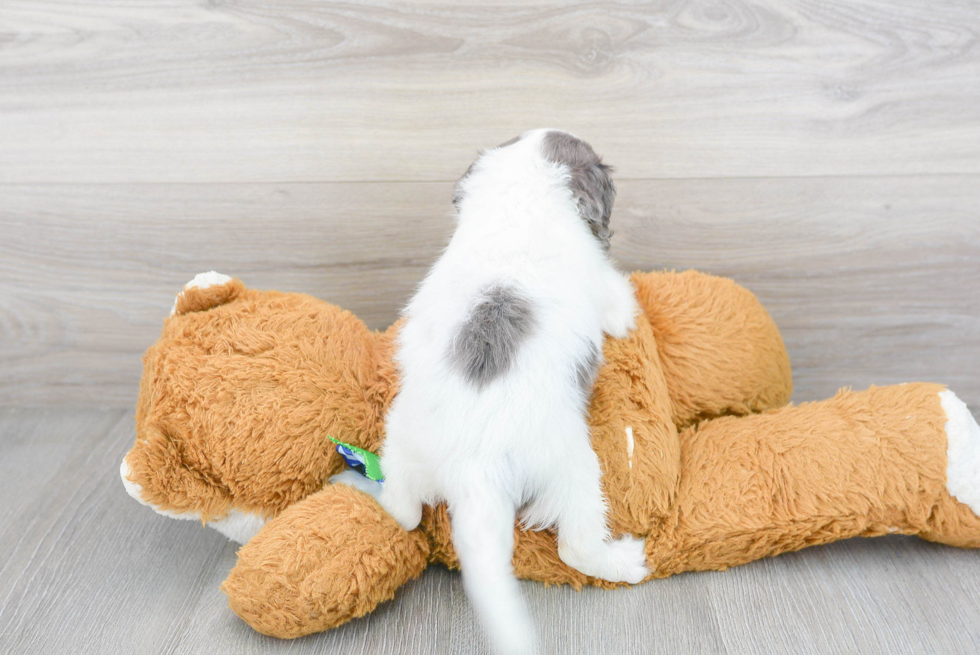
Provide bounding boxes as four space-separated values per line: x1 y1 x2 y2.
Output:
2 0 979 653
3 408 980 654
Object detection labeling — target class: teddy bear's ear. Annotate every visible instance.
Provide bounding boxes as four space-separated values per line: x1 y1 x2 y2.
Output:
170 271 245 316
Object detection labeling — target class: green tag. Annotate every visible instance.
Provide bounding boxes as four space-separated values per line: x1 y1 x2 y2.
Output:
328 435 385 482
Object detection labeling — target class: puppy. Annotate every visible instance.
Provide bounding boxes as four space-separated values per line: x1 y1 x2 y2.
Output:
378 129 648 654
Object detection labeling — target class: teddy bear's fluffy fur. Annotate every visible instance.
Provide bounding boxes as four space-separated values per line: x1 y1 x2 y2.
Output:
121 269 980 640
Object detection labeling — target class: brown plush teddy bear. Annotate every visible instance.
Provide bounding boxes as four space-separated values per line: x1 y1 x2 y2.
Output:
120 270 980 640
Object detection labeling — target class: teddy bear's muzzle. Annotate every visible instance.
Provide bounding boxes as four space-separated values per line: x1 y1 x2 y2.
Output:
119 456 268 544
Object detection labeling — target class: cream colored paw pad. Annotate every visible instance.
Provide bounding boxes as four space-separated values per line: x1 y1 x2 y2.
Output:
942 390 980 515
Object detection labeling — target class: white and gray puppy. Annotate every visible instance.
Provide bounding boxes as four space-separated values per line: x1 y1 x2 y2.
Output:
378 129 648 654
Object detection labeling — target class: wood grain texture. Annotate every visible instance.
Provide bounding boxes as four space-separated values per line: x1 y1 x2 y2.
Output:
3 408 980 654
2 177 978 407
1 0 979 183
615 176 980 406
2 1 979 653
0 408 238 655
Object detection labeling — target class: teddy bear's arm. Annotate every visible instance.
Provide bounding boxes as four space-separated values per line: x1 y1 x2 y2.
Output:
223 482 431 639
631 270 793 428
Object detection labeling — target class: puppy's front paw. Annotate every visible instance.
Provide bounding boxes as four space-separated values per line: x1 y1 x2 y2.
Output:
603 309 636 339
602 281 639 339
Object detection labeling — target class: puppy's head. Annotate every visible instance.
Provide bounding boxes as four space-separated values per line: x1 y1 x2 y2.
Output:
453 129 616 249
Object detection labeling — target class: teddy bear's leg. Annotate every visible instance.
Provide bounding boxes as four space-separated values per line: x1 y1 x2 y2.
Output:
648 383 980 578
630 270 793 426
222 482 430 639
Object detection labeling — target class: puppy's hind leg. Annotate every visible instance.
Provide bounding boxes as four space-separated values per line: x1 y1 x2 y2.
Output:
376 474 423 531
549 420 649 584
376 447 424 531
450 484 538 655
377 406 425 531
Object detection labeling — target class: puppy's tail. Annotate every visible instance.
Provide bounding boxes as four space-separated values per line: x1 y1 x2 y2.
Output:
450 489 538 655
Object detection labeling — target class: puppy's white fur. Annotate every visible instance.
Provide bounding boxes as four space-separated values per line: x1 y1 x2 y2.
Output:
378 129 647 655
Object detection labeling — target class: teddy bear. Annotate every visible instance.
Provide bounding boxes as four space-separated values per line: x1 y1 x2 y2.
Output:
120 269 980 639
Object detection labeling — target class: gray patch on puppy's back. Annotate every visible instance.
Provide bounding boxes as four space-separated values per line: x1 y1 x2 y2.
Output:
450 285 535 389
541 131 616 250
575 341 601 398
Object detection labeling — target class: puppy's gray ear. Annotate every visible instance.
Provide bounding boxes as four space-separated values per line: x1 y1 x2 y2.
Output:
541 131 616 249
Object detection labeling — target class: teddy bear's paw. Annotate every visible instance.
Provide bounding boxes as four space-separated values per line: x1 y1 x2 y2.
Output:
941 389 980 517
170 271 235 316
558 534 649 584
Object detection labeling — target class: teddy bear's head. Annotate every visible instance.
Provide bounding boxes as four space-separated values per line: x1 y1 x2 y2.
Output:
120 274 400 541
121 270 793 546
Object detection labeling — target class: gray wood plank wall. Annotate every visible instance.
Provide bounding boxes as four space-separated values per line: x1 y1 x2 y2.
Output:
3 179 978 407
1 0 978 408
